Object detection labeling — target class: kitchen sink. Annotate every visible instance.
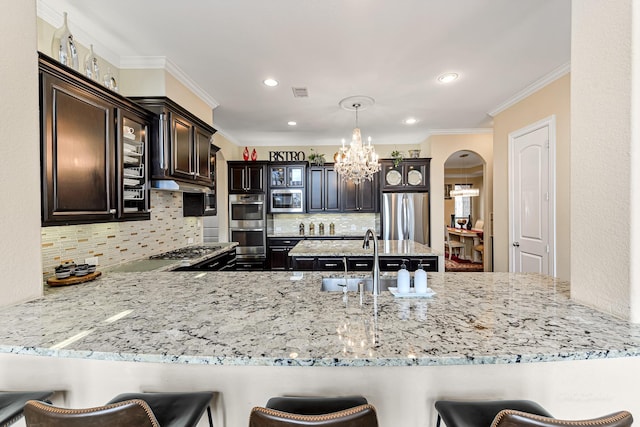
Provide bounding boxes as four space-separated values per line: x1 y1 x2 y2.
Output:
320 277 397 292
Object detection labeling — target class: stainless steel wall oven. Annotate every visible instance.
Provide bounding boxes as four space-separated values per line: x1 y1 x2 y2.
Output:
229 194 266 268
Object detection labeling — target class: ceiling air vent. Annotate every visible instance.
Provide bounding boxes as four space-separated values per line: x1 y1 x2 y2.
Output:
292 87 309 98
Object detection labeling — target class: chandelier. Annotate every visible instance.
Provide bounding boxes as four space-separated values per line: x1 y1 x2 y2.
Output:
449 152 479 197
335 96 381 184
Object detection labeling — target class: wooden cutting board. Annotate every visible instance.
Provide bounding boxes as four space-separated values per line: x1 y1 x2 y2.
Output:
46 271 102 287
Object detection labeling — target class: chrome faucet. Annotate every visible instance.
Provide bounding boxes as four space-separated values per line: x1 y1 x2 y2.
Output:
362 229 380 296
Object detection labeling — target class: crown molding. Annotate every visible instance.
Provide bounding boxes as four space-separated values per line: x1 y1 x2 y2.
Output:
120 56 220 110
488 62 571 117
428 128 493 135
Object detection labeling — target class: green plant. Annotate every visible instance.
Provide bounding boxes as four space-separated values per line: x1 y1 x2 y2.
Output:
391 150 403 167
307 148 326 166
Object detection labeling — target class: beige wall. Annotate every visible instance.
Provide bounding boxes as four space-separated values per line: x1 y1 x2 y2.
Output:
249 144 424 163
571 1 639 320
492 74 571 280
0 2 42 305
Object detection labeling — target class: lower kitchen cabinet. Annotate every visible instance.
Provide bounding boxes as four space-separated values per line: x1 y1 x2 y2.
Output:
173 248 237 271
291 255 438 272
268 238 303 270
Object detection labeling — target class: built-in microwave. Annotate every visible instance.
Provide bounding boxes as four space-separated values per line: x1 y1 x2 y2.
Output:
269 189 304 213
183 191 216 217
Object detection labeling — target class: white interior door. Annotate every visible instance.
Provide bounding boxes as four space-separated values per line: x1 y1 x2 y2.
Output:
509 117 555 275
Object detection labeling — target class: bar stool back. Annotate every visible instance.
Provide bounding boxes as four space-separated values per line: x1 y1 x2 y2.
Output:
266 396 369 415
434 400 551 427
23 399 159 427
491 409 632 427
249 404 378 427
0 390 54 427
107 391 214 427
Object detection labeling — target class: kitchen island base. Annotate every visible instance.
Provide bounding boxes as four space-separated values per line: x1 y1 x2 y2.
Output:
2 354 638 427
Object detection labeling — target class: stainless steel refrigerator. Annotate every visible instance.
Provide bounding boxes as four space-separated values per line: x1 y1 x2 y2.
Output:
381 192 430 245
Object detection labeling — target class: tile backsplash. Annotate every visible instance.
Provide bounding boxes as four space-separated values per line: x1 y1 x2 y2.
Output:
41 191 202 278
270 213 379 236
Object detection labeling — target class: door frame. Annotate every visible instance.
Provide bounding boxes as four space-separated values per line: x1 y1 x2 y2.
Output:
508 115 557 276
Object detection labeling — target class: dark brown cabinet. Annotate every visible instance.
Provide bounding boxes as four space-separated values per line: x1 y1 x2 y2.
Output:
267 237 303 270
228 162 266 193
291 255 438 272
380 158 430 192
39 53 152 225
131 97 217 187
307 164 341 212
342 177 379 212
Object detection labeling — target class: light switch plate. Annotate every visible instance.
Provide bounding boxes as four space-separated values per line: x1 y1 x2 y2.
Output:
188 237 194 244
85 256 99 266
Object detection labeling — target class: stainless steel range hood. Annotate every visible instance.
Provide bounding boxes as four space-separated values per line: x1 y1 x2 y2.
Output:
151 180 210 193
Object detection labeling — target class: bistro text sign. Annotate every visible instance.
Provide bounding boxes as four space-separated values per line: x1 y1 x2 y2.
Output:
269 151 306 162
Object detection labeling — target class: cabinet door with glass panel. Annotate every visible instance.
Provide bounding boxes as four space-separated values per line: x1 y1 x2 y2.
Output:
119 110 152 220
269 163 306 188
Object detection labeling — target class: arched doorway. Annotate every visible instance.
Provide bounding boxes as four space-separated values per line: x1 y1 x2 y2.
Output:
444 150 486 272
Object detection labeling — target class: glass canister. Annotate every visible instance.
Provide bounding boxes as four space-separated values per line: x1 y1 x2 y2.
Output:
309 222 315 235
319 223 325 235
329 222 335 235
299 223 305 235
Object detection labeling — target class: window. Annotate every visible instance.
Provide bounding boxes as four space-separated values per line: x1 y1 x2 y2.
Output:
454 184 472 219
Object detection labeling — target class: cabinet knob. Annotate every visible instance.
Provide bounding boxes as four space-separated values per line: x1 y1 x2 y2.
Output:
109 209 116 214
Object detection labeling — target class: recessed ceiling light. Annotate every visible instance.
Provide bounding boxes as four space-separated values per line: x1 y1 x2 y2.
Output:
287 121 297 126
263 78 279 87
404 117 418 125
438 73 459 83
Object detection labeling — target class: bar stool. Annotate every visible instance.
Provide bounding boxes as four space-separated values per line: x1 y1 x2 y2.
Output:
434 400 552 427
107 391 214 427
266 395 369 415
0 390 54 426
24 399 159 427
249 404 378 426
492 409 632 427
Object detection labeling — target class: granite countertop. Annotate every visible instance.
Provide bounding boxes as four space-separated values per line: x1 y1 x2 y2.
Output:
288 239 442 257
2 271 640 367
106 242 238 272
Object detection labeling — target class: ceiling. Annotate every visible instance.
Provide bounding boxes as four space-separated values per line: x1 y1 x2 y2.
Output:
38 0 571 148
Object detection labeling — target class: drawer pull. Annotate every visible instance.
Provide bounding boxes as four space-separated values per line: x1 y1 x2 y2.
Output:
386 263 400 267
325 263 338 267
355 263 368 267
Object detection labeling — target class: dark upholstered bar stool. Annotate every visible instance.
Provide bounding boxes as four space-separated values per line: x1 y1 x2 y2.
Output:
434 400 552 427
249 404 378 427
266 395 369 415
107 391 214 427
24 399 159 427
491 409 632 427
0 390 54 427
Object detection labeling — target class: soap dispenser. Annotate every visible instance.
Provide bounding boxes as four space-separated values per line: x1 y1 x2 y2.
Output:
397 259 411 294
414 260 428 294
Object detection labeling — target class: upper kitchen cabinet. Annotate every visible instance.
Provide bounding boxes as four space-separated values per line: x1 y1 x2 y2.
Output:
39 53 152 226
228 161 267 193
268 162 306 188
307 164 341 212
380 158 431 192
131 97 218 187
342 176 379 212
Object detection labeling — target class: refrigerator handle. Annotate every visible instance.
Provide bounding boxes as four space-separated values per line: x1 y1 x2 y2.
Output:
402 194 410 238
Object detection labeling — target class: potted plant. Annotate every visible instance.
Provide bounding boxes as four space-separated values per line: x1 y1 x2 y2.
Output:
391 150 404 167
307 149 326 166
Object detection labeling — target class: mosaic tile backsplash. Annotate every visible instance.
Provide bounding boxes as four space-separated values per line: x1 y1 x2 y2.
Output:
41 191 202 278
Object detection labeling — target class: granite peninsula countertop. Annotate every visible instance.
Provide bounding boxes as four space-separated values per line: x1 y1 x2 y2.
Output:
2 271 640 367
288 239 442 257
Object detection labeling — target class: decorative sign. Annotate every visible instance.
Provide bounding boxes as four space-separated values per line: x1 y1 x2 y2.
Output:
269 151 306 162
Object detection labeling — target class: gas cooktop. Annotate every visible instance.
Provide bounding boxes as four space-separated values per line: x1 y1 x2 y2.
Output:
149 245 223 260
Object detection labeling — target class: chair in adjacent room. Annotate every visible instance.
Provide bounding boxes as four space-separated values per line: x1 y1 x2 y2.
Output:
23 399 160 427
491 409 632 427
434 400 552 427
249 404 378 427
445 227 466 260
106 391 215 427
0 390 54 427
472 219 484 263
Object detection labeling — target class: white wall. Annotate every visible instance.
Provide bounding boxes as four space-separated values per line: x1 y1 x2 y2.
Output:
0 1 43 305
571 1 638 320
